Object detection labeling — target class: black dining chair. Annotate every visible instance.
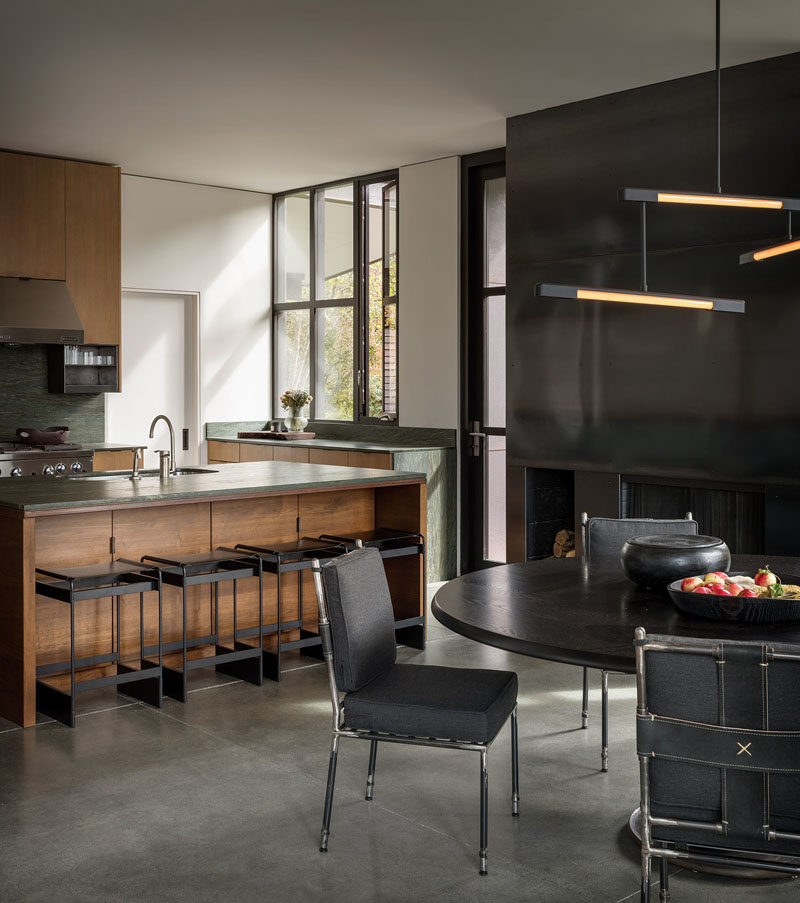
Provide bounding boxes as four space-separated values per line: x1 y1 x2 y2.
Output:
311 545 520 876
580 512 698 770
634 628 800 901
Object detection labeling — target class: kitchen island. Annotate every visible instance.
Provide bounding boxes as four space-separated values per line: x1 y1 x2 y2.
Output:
0 461 426 726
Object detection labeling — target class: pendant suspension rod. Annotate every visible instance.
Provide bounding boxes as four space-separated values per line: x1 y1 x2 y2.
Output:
640 202 648 291
715 0 722 193
787 210 793 241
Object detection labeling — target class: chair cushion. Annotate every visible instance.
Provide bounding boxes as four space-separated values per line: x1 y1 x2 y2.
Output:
343 663 518 743
321 547 397 692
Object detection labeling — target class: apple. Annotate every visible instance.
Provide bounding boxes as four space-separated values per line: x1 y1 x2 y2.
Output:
739 589 758 598
692 586 713 594
726 583 745 597
710 571 729 580
681 576 704 592
708 584 732 596
703 573 725 585
754 567 778 587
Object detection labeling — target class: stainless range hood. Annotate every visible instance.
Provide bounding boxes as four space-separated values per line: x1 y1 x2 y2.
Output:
0 277 85 345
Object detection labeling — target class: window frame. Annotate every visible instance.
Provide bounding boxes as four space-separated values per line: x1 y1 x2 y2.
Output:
272 169 399 424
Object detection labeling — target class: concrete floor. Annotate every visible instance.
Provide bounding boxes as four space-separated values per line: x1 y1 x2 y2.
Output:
1 594 796 903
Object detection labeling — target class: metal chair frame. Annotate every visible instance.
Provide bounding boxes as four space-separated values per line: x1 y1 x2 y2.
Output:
311 555 519 876
35 561 163 727
635 628 800 902
580 511 695 771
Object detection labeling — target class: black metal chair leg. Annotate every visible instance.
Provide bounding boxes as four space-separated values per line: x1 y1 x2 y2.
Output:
320 735 339 853
511 709 520 816
581 666 589 728
365 739 378 801
601 669 609 772
659 857 670 902
479 749 488 876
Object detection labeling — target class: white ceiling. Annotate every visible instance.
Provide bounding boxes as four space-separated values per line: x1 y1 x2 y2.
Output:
2 0 798 193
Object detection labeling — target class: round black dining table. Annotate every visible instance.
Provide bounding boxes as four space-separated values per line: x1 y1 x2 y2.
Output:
431 553 800 672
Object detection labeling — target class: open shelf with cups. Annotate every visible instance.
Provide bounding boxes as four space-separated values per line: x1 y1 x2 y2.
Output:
48 344 119 394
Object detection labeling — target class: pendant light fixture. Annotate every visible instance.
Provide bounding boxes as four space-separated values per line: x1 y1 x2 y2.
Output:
620 0 800 266
740 212 800 263
535 173 746 314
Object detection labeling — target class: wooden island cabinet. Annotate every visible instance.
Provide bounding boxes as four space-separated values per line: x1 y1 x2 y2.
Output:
0 462 426 727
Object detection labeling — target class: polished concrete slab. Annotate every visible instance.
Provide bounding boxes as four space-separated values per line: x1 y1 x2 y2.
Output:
0 596 797 903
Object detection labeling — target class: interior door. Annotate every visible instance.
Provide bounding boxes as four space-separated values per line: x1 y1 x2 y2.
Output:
464 158 506 570
105 291 198 469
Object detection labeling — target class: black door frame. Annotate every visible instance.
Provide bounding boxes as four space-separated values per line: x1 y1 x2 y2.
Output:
460 148 506 574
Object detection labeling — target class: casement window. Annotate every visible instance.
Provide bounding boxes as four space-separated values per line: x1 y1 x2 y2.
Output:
273 172 398 422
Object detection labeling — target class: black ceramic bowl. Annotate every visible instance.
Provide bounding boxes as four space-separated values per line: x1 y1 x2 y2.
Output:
620 533 731 591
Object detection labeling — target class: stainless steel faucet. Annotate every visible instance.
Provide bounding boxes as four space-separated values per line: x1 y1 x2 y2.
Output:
148 414 176 476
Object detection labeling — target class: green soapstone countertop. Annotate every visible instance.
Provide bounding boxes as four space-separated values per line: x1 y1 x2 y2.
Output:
0 461 426 512
210 436 451 452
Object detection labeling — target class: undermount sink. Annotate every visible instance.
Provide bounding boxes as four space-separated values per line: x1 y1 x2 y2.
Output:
68 467 218 481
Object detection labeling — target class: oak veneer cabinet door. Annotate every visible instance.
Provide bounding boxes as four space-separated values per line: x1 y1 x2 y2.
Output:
309 449 349 466
0 152 66 279
239 443 274 462
207 440 240 463
273 446 309 463
347 451 393 470
93 449 142 472
66 161 121 346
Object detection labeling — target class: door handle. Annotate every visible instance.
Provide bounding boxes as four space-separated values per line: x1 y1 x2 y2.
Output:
468 421 486 456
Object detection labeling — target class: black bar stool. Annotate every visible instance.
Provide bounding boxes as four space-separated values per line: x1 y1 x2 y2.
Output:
139 550 263 703
318 528 427 649
232 538 346 680
35 560 163 728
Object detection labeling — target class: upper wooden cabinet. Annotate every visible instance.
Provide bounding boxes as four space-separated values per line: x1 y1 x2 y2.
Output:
0 150 121 348
0 152 66 279
65 161 121 345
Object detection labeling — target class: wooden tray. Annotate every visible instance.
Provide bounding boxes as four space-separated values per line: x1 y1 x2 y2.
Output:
237 430 316 440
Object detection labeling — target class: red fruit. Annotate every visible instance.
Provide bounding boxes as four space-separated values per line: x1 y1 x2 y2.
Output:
754 567 778 587
681 577 703 592
726 583 745 597
739 589 758 598
692 586 713 594
703 573 725 585
708 584 732 596
711 571 729 579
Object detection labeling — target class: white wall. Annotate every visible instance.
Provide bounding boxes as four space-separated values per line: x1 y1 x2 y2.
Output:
398 157 460 428
120 176 271 440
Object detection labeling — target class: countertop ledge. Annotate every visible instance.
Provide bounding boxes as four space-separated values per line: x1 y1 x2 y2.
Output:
0 461 425 513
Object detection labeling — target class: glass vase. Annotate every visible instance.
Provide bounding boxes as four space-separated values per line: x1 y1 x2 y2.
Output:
284 411 308 432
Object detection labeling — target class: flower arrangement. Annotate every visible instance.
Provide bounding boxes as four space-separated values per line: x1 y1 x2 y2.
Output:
280 388 312 414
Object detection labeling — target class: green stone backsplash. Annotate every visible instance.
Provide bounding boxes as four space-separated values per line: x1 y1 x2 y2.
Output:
0 344 105 442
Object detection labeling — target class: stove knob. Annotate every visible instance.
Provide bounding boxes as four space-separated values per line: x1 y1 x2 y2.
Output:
42 465 55 476
55 462 67 475
70 462 84 473
10 467 22 477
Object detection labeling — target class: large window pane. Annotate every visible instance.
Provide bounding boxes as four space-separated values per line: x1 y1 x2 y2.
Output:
317 184 354 299
366 180 396 417
275 309 310 400
484 177 506 288
276 192 310 302
316 306 353 420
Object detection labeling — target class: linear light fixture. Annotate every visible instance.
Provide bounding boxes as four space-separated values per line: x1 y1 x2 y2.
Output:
620 187 800 211
740 211 800 264
535 283 745 313
740 238 800 264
